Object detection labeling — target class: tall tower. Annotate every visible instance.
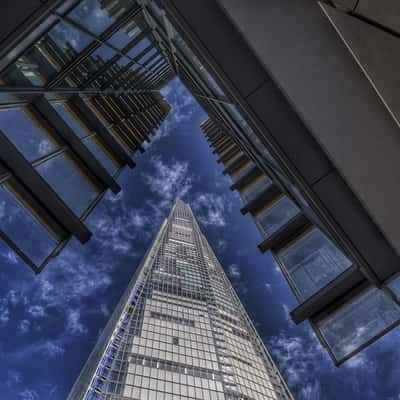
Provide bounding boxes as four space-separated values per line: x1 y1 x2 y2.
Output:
68 201 293 400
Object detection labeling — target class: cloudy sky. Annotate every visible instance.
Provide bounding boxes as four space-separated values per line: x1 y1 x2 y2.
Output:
1 78 400 400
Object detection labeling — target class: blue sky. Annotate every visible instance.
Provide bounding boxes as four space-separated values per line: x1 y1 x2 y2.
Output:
1 78 400 400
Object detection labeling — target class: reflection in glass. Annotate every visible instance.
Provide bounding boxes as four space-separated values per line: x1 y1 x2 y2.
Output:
257 196 300 237
52 103 88 138
108 15 145 49
36 151 99 216
318 288 400 361
279 228 352 300
240 176 272 204
0 184 57 265
138 48 158 64
0 108 58 161
128 37 151 59
47 21 92 62
83 136 118 175
68 0 116 35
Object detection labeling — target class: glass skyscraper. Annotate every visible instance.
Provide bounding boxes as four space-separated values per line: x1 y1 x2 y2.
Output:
68 200 292 400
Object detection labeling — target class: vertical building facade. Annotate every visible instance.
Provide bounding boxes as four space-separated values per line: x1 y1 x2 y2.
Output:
0 0 171 272
201 116 400 365
68 201 293 400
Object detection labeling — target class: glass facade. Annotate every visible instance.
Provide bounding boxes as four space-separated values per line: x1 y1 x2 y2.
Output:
240 176 272 204
68 201 292 400
256 196 300 238
278 228 352 301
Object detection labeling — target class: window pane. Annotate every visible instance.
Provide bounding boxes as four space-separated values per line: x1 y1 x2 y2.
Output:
318 288 400 361
0 183 57 265
257 196 300 237
47 21 92 62
108 15 145 49
240 176 272 203
36 151 99 216
0 108 58 161
83 136 118 175
52 103 88 138
278 228 352 300
128 38 151 59
138 48 158 64
68 0 116 35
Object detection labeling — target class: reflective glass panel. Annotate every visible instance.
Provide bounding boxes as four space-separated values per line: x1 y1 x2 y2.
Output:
0 108 58 161
47 21 92 62
36 151 99 216
52 103 88 138
257 196 300 237
68 0 116 35
318 288 400 362
138 48 158 64
279 228 352 300
240 176 272 203
83 136 118 175
128 37 151 59
108 15 145 49
0 183 57 265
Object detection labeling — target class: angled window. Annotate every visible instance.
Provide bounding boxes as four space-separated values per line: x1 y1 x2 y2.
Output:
317 286 400 363
256 196 300 237
278 227 352 301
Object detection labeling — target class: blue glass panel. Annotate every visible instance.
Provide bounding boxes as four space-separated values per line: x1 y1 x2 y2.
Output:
279 228 352 300
128 37 151 59
0 108 58 161
241 176 272 203
318 288 400 361
52 103 88 138
47 21 92 61
108 16 144 49
257 196 300 237
68 0 116 35
138 48 158 64
36 151 99 216
83 136 118 175
0 184 57 265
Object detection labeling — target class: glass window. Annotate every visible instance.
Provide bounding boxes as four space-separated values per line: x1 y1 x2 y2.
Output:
257 196 300 237
138 48 158 64
68 0 116 35
108 15 145 49
0 183 57 265
47 21 92 62
318 287 400 362
52 103 88 138
83 136 118 175
128 37 151 59
240 176 272 204
0 108 58 161
36 151 99 216
278 228 352 300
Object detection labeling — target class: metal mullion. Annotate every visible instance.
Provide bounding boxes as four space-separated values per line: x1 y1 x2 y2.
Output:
47 11 154 87
145 69 171 89
135 61 169 85
67 96 135 168
31 146 68 168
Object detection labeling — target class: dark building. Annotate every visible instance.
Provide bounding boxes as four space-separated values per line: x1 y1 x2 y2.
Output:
0 0 170 273
68 201 293 400
1 0 400 364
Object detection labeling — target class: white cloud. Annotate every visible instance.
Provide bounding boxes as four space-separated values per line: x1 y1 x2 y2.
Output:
28 305 45 318
0 304 10 324
264 283 272 292
227 264 241 278
19 319 31 334
66 309 88 335
192 193 232 227
18 389 39 400
6 370 21 387
142 156 194 210
3 250 18 264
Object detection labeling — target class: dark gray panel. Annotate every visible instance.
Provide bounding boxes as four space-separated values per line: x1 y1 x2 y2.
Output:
314 171 400 281
246 80 333 186
164 0 267 98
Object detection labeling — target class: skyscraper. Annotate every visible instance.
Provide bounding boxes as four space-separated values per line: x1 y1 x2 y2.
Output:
68 201 293 400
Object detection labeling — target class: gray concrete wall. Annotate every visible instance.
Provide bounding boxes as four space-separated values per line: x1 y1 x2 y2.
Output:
218 0 400 256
